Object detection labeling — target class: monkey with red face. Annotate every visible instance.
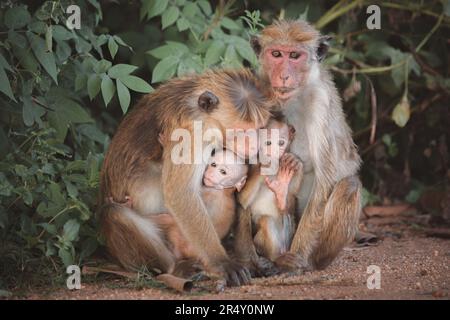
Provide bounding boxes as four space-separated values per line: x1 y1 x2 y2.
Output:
236 20 362 273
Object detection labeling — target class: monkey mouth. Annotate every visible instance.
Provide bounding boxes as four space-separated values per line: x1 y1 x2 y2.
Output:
273 87 296 100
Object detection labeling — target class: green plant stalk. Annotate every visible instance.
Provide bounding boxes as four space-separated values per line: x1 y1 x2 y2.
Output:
36 205 77 241
331 58 408 74
315 0 364 29
415 13 444 53
380 2 450 23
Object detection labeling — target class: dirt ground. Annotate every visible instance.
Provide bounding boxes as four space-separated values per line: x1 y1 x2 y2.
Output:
17 212 450 300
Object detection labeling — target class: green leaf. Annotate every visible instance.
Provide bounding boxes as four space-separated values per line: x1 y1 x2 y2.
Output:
146 0 169 19
101 75 116 106
58 247 73 267
27 32 58 84
221 17 241 30
116 79 131 114
87 74 101 100
48 98 93 141
198 0 212 15
63 219 80 242
8 30 27 48
75 74 88 91
55 40 71 62
223 45 241 68
93 59 112 74
28 21 46 34
391 94 410 127
108 37 119 59
151 56 179 83
233 38 257 65
0 67 15 101
176 17 190 31
147 41 189 59
108 64 138 79
22 96 45 126
204 40 225 66
121 75 153 93
0 53 13 72
183 2 199 19
52 25 73 41
4 6 31 29
162 6 180 29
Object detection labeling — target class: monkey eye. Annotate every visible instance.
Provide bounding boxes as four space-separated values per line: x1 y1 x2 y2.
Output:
279 140 285 146
211 162 216 167
271 50 282 58
289 52 301 59
265 141 272 146
220 169 226 175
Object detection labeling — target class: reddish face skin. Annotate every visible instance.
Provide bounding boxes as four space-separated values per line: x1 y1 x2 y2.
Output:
262 45 310 101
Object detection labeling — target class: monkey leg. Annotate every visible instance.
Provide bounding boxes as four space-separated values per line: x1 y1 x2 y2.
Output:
99 203 176 273
234 206 278 277
311 175 361 269
254 216 285 262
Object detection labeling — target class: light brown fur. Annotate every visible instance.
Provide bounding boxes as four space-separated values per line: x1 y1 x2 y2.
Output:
99 69 271 285
247 20 362 272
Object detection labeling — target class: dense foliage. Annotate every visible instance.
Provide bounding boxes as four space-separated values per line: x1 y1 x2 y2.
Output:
0 0 448 291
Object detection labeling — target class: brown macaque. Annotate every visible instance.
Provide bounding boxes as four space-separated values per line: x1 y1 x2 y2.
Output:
99 69 272 286
247 20 362 272
235 117 302 273
153 149 248 261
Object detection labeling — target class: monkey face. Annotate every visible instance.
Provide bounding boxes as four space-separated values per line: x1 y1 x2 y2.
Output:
262 45 310 101
203 150 248 191
259 122 290 160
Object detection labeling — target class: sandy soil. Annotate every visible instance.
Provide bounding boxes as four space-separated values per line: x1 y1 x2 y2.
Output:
16 217 450 300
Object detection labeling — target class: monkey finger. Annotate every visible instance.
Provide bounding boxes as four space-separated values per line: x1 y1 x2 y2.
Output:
238 267 252 285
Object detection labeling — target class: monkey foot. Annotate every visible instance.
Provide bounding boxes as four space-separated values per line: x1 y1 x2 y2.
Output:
172 259 203 279
274 252 310 274
252 256 281 278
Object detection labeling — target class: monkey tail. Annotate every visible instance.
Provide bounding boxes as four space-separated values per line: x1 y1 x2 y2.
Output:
99 203 176 273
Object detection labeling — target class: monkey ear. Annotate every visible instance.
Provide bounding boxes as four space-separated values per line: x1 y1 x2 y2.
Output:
250 36 262 56
288 124 296 141
198 91 219 112
235 176 247 192
317 35 332 62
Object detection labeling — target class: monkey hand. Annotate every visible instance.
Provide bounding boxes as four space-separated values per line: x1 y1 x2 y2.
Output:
208 259 252 287
265 153 301 211
274 252 310 274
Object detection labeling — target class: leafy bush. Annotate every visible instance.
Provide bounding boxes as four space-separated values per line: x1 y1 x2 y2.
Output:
0 0 448 290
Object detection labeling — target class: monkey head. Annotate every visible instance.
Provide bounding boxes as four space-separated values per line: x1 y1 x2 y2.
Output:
195 70 273 159
203 149 248 192
251 20 331 102
259 119 294 162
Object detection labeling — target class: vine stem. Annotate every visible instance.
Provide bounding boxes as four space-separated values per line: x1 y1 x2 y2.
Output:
36 205 77 241
315 0 364 29
415 13 444 53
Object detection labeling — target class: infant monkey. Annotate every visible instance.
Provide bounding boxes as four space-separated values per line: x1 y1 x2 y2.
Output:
236 116 303 268
154 148 248 262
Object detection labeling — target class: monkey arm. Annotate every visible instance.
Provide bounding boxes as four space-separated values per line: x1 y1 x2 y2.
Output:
162 150 227 263
237 165 263 209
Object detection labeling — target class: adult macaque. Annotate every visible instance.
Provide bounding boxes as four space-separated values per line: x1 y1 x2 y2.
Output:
245 20 362 272
235 117 302 271
99 69 271 286
154 149 248 261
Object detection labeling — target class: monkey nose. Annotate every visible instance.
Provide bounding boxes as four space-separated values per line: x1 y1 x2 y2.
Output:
280 75 289 81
